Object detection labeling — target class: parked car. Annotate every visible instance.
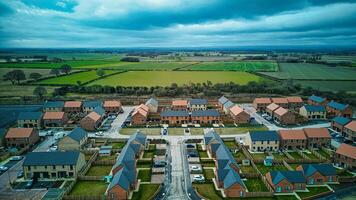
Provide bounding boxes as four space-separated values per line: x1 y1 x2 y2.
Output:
95 132 104 136
0 165 8 172
187 152 198 158
49 146 58 152
191 165 201 172
17 171 24 178
25 180 34 189
193 175 205 183
10 156 23 161
186 144 195 149
185 128 190 133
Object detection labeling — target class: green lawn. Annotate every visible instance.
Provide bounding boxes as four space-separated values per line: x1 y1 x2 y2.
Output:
185 61 278 72
203 168 215 180
244 178 269 192
224 141 238 149
86 165 112 176
297 186 331 199
240 165 257 173
288 152 303 159
233 151 246 160
336 169 354 177
199 151 208 158
131 184 160 200
69 181 108 196
88 71 267 87
201 159 215 167
303 152 319 160
251 153 268 160
137 160 153 168
120 128 160 135
143 152 154 159
109 142 126 149
138 169 151 182
193 183 222 200
272 153 288 160
0 60 127 69
96 154 117 161
315 149 331 158
38 70 117 85
256 164 288 175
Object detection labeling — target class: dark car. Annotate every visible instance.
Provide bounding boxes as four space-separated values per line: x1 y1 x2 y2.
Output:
17 171 24 178
25 180 34 189
186 144 195 149
188 152 198 158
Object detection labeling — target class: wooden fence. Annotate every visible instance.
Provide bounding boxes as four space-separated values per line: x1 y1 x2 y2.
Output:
308 147 326 160
63 195 105 200
78 176 103 181
339 176 356 183
93 160 116 166
245 192 274 198
79 151 99 176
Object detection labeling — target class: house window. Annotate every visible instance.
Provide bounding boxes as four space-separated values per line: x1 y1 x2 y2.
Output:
267 141 270 144
328 176 333 182
70 165 73 170
276 186 282 192
285 186 290 191
45 165 47 169
28 166 31 170
53 165 56 170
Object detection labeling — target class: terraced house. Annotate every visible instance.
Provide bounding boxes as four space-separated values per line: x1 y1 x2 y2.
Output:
326 101 353 118
191 109 220 124
23 151 86 179
5 128 39 148
308 95 327 106
58 127 88 151
43 111 67 128
17 111 43 129
83 100 102 113
245 131 280 152
303 128 331 148
266 171 306 193
296 164 337 185
279 130 307 150
64 101 82 113
103 100 122 114
171 99 188 111
331 116 352 133
229 105 250 124
286 96 304 111
188 98 208 111
343 121 356 142
266 103 280 117
273 107 296 125
271 97 289 108
160 110 189 125
299 105 326 120
253 97 272 113
334 143 356 170
43 101 64 112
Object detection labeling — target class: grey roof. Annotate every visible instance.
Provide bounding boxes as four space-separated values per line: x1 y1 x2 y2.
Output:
113 144 136 170
160 110 189 117
83 100 102 108
24 151 80 166
145 98 158 107
270 171 306 185
218 96 229 105
18 112 43 121
44 101 64 108
109 168 130 191
67 127 87 142
249 131 280 142
189 99 208 105
223 168 245 189
128 131 146 146
223 101 234 109
204 130 222 145
332 116 351 126
191 109 220 117
93 106 105 116
303 105 326 112
301 164 336 177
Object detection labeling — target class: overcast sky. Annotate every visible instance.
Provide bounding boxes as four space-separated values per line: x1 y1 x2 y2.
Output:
1 0 356 48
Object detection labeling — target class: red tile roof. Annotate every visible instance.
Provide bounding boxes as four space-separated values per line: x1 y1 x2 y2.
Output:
286 96 303 103
344 121 356 132
254 98 271 104
303 128 331 138
103 100 121 108
272 98 288 104
274 107 288 116
86 112 101 121
172 100 188 106
43 112 65 120
267 103 280 111
5 128 34 138
336 143 356 160
279 130 306 140
229 105 245 116
64 101 82 108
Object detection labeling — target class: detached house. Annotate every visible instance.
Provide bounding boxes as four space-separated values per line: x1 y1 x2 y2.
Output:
326 101 353 118
43 101 64 112
191 109 220 124
5 128 39 148
273 107 296 125
229 105 250 124
64 101 82 113
160 110 189 125
17 112 43 129
83 100 102 113
218 96 234 114
334 143 356 170
279 130 307 150
145 98 158 113
331 116 351 133
296 164 337 185
171 100 188 110
253 98 272 113
304 128 331 148
272 98 289 108
103 100 122 114
266 171 306 193
266 103 280 117
131 104 149 125
343 121 356 142
80 107 105 131
188 99 208 111
308 95 327 106
299 105 326 120
246 131 280 152
43 112 67 128
58 127 88 151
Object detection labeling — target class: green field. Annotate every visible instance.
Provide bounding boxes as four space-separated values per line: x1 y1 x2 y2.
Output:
321 55 356 66
0 52 124 60
89 71 265 87
296 80 356 92
38 70 117 85
0 85 56 97
184 61 278 71
259 63 356 80
0 60 127 69
0 68 54 84
113 61 196 70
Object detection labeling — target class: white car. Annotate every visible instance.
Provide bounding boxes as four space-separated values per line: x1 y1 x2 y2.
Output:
0 165 8 172
95 132 104 136
191 165 201 172
193 175 205 182
49 146 58 151
10 156 23 161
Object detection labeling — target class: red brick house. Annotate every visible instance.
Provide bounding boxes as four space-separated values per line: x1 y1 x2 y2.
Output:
266 103 280 117
5 128 39 148
286 96 303 111
229 105 250 124
303 128 331 148
80 112 102 131
273 107 296 125
343 121 356 142
266 171 306 193
43 112 67 128
64 101 82 113
160 110 189 125
171 100 188 110
326 101 353 118
331 117 351 133
279 130 307 150
271 98 289 108
131 104 149 125
191 110 220 124
103 100 122 114
296 164 338 185
334 143 356 170
252 98 272 113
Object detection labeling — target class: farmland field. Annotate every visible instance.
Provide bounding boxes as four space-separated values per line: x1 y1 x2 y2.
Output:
183 61 277 71
296 80 356 92
259 63 356 80
38 70 117 85
110 61 196 70
0 60 128 69
0 68 53 84
88 71 266 87
0 52 124 60
321 55 356 66
0 85 56 97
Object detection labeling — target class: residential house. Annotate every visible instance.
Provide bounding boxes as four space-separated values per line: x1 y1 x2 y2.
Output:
17 112 43 129
43 101 64 112
191 109 220 124
266 171 306 193
64 101 82 113
131 104 149 125
334 143 356 170
188 99 208 111
103 100 122 114
43 112 67 128
343 121 356 142
272 98 289 108
5 128 39 148
303 128 331 148
160 110 189 125
299 105 326 120
308 95 327 106
253 98 272 113
218 96 229 111
80 107 105 131
0 128 6 147
23 151 86 179
296 164 337 185
286 96 304 111
273 107 296 125
326 101 353 118
145 98 159 113
245 131 280 152
223 100 234 114
229 105 250 124
58 127 88 151
266 103 280 117
279 130 307 150
331 116 351 133
171 100 188 110
204 129 222 157
83 100 102 113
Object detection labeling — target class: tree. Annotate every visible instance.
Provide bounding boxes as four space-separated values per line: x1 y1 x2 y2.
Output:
3 70 26 84
33 86 47 99
29 73 42 81
60 64 72 75
96 69 105 77
50 69 60 76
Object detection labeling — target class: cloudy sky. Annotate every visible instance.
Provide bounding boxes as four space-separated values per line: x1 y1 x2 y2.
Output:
1 0 356 48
